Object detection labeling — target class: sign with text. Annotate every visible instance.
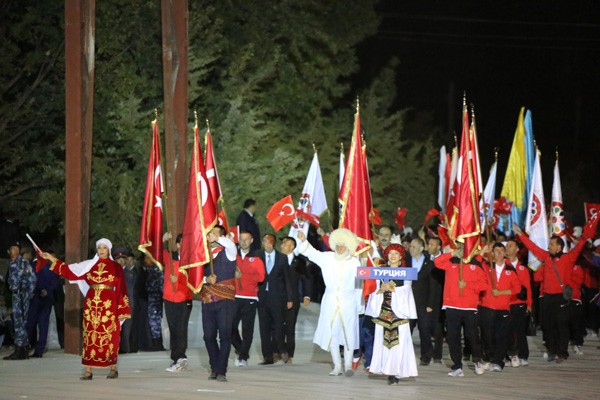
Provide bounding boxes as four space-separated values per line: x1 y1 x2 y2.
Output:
357 267 418 281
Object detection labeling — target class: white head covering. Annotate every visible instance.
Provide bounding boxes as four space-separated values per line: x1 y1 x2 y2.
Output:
68 238 114 296
329 228 359 256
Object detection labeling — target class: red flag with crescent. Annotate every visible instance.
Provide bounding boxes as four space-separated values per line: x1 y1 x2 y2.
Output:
339 106 373 256
179 123 218 293
266 195 297 232
584 202 600 222
138 119 164 270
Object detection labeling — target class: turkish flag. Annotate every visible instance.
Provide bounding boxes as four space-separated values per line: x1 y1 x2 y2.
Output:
229 225 239 244
138 119 164 269
179 124 218 293
395 208 407 230
338 107 373 252
584 202 600 222
451 102 482 261
371 208 382 226
296 209 320 227
266 195 297 232
218 208 229 232
205 127 229 231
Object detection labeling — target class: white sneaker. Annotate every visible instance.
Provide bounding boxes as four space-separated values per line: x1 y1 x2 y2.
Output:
234 358 241 367
491 363 502 372
573 345 583 355
481 361 491 371
542 352 548 360
329 366 343 376
166 362 177 372
448 368 464 377
520 359 529 367
510 355 520 367
239 359 247 367
474 362 484 375
166 358 187 373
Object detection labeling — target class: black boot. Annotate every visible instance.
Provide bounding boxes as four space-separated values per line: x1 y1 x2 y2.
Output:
18 346 30 360
151 338 165 351
3 346 19 360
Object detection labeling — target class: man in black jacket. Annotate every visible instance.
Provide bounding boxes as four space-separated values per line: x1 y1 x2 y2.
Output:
236 199 261 253
256 234 293 364
280 237 312 364
407 237 442 366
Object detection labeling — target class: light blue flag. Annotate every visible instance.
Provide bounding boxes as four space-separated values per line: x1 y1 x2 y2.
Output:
524 110 535 209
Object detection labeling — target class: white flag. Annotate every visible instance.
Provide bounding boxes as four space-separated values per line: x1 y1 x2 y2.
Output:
525 150 548 270
482 161 497 227
289 152 328 238
550 158 567 248
438 145 447 212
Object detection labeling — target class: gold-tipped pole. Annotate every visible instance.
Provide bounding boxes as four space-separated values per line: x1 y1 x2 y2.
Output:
312 143 317 153
356 96 360 114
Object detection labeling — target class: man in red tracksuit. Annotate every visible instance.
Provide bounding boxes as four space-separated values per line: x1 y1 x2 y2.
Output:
231 231 266 367
513 215 599 363
505 238 532 367
479 243 521 372
434 244 489 377
568 263 585 355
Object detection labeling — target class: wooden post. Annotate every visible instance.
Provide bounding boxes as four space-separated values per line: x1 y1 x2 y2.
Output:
161 0 189 250
64 0 95 354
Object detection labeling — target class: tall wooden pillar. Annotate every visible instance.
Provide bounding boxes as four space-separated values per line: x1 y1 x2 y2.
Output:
161 0 189 248
64 0 95 354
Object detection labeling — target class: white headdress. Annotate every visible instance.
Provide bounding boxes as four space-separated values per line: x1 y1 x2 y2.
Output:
68 238 114 296
329 228 359 256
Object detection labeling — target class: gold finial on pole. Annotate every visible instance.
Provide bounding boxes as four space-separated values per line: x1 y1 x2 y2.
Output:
194 110 198 127
356 96 360 114
206 118 210 131
154 108 159 122
463 91 467 107
555 147 559 162
312 143 317 153
453 132 458 148
340 142 344 154
494 147 499 161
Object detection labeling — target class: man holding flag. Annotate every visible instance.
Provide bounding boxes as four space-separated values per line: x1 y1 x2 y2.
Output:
513 214 599 363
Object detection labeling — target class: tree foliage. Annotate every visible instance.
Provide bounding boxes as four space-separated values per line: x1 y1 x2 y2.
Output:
0 0 441 255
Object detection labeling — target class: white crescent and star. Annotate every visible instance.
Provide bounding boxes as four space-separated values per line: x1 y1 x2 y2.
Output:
280 203 295 216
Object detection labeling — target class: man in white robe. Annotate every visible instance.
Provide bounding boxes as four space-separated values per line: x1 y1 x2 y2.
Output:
297 228 361 376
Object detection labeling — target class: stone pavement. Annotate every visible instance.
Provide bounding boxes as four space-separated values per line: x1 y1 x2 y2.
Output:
1 303 599 400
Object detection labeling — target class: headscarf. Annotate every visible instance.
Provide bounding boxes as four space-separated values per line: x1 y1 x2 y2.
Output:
68 238 114 296
383 243 406 266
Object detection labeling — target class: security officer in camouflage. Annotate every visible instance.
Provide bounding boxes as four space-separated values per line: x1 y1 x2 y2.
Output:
4 241 36 360
143 255 165 351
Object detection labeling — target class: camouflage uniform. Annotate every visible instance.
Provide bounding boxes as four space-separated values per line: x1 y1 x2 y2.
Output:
8 255 36 347
146 265 164 340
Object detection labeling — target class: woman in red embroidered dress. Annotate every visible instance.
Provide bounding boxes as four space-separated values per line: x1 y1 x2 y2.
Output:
41 238 130 380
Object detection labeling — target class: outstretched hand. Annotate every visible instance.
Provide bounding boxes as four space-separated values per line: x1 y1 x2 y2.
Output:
40 252 57 263
512 223 524 236
297 231 306 242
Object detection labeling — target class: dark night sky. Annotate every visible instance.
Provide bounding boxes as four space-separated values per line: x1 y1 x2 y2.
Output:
357 0 600 223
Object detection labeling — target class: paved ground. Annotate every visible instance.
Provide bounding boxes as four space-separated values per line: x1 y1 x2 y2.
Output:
1 303 599 400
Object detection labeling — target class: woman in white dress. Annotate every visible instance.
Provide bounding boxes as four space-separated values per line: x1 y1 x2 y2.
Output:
366 243 418 385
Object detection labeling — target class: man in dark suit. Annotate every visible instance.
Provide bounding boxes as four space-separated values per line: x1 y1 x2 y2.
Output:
407 237 442 366
256 234 293 364
236 199 261 252
280 237 313 364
